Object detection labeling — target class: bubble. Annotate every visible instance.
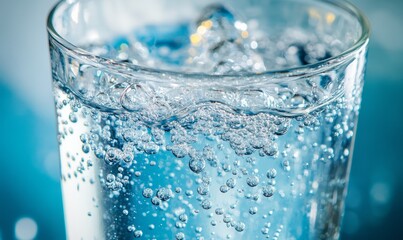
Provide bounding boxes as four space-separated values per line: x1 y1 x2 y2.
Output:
266 168 277 179
179 214 188 223
142 188 154 198
211 220 217 226
222 163 232 172
156 187 173 201
82 144 90 154
247 176 260 187
151 196 161 206
122 209 129 215
201 199 212 210
261 227 269 234
80 134 88 143
134 230 143 238
235 222 246 232
195 227 203 233
226 178 236 188
176 232 185 240
106 174 115 183
249 207 258 215
69 113 77 123
189 159 206 174
263 142 278 156
220 185 229 193
185 190 194 197
127 225 136 232
282 160 291 172
189 4 265 74
197 185 209 195
215 208 224 215
262 186 275 197
104 148 123 165
223 214 232 223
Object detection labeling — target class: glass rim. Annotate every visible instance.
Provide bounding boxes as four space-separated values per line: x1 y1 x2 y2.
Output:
47 0 370 79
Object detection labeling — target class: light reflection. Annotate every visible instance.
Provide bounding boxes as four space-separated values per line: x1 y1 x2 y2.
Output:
370 182 391 204
71 3 80 24
326 12 336 24
15 217 38 240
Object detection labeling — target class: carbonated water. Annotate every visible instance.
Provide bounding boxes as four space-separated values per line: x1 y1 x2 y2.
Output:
50 4 364 240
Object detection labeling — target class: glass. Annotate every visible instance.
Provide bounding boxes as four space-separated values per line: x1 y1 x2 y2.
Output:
47 0 369 239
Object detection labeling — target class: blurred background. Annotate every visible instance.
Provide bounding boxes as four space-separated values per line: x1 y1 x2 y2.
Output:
0 0 402 239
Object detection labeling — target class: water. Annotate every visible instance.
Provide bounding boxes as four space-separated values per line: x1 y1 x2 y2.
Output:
51 4 363 240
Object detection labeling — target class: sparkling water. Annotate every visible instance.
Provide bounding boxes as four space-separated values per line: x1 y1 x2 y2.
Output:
50 4 365 240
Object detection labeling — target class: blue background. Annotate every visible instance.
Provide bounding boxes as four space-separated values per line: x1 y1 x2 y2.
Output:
0 0 402 239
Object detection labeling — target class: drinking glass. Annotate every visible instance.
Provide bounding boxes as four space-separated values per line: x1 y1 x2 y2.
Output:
47 0 369 239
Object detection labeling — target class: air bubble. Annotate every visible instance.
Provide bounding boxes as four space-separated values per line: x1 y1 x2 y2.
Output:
262 186 275 197
134 230 143 238
189 159 206 174
176 232 185 240
104 148 123 165
197 185 209 195
220 185 229 193
249 207 258 215
226 178 236 188
247 176 260 187
69 113 77 123
201 199 212 209
179 214 188 223
151 196 161 206
235 222 246 232
215 208 224 215
267 168 277 179
156 187 173 201
142 188 154 198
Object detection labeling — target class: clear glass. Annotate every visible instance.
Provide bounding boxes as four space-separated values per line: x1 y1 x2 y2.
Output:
47 0 369 239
